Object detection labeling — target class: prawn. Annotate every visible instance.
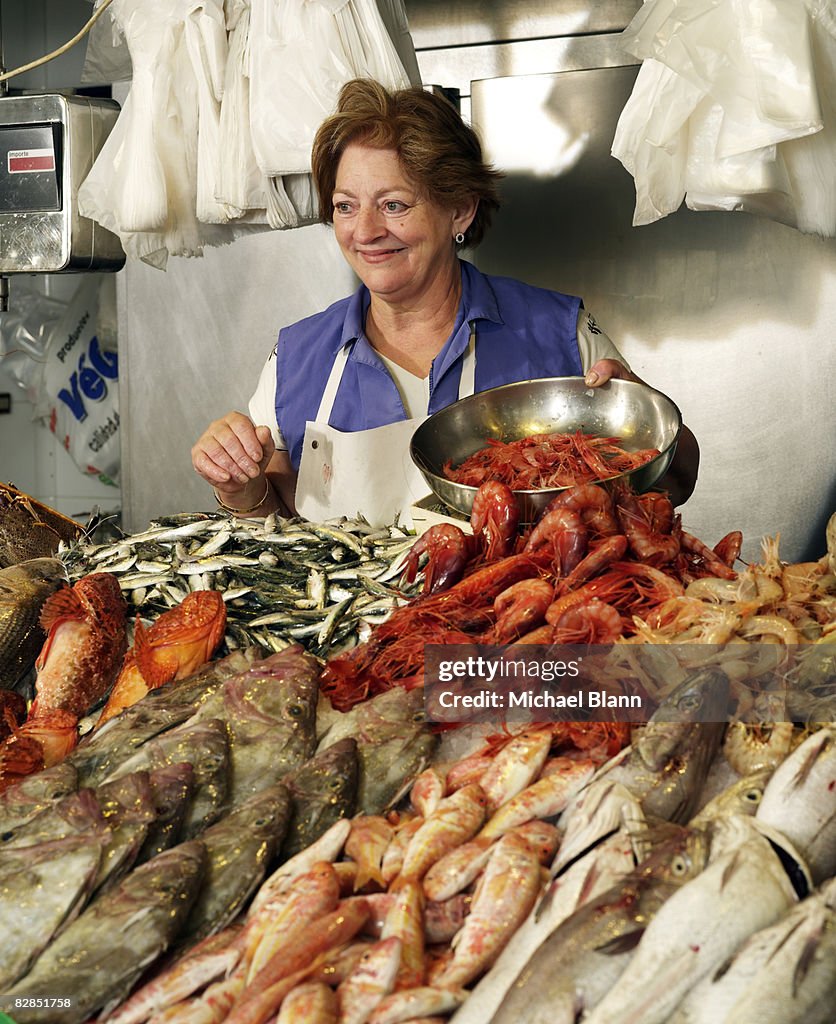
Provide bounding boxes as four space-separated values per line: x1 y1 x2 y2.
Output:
492 578 554 642
557 534 628 592
551 598 624 643
470 480 520 561
522 508 588 575
543 483 620 538
402 524 476 594
680 531 738 581
614 486 680 564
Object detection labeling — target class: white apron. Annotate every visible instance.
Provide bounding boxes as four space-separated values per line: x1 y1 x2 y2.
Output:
296 327 476 526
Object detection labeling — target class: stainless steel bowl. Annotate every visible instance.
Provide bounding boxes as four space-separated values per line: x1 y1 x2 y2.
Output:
410 377 682 522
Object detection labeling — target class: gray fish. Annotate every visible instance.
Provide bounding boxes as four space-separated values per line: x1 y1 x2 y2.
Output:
0 557 66 689
0 787 104 850
0 762 78 834
69 648 264 789
173 782 291 952
281 737 359 859
667 875 836 1024
489 825 712 1024
756 725 836 885
690 769 773 827
583 817 800 1024
192 645 319 808
136 762 196 863
316 687 438 814
89 772 157 894
553 670 729 872
4 840 207 1023
105 719 231 838
0 790 107 988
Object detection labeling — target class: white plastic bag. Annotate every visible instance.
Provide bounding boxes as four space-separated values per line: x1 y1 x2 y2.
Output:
613 0 835 235
249 0 411 177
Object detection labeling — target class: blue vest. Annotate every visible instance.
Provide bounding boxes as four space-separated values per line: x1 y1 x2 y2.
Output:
275 260 583 470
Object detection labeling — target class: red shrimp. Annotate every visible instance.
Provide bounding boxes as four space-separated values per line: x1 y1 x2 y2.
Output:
680 531 738 580
523 508 588 575
402 524 476 594
470 480 520 561
543 483 620 538
551 599 624 643
614 486 680 564
713 530 743 568
492 578 554 642
558 534 628 592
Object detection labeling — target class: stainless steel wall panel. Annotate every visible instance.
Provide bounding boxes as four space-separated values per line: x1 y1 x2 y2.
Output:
407 0 641 49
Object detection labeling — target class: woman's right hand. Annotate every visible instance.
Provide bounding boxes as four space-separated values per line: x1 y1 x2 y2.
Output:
191 411 276 500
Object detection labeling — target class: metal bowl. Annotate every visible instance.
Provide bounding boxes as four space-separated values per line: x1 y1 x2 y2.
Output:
410 377 682 522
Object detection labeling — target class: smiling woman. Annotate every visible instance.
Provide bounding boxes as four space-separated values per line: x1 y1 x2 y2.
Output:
191 78 700 525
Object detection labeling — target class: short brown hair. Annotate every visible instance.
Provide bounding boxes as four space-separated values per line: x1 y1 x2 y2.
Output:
311 78 503 249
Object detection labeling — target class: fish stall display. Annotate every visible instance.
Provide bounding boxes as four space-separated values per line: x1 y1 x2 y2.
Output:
0 485 832 1022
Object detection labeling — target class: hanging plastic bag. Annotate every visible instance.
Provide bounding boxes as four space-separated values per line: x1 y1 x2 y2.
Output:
248 0 411 178
613 0 835 235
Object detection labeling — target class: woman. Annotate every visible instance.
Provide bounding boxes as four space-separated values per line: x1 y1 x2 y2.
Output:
192 79 699 522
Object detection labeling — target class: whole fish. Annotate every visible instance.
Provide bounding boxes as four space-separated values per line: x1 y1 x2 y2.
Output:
0 709 80 792
96 590 227 727
277 982 338 1023
281 738 359 859
69 647 261 789
317 688 438 815
0 557 66 689
249 818 351 917
174 782 291 952
0 789 107 988
552 669 729 872
336 935 402 1024
136 762 196 863
381 880 426 990
487 823 712 1024
583 816 801 1024
477 729 553 814
345 815 395 890
90 770 157 893
666 875 836 1024
105 718 231 837
398 785 487 884
689 768 773 827
103 925 245 1024
193 645 320 808
4 840 207 1024
451 826 643 1024
435 831 542 989
755 725 836 884
0 760 78 833
30 570 127 718
0 785 104 850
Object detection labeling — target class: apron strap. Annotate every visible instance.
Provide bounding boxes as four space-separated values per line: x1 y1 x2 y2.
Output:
315 342 352 424
457 322 477 401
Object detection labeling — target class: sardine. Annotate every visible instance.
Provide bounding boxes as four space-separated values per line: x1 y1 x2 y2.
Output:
0 558 66 689
667 875 836 1024
317 688 438 815
173 782 291 952
4 840 207 1024
488 824 712 1024
755 725 836 884
583 817 801 1024
281 738 359 859
192 646 319 808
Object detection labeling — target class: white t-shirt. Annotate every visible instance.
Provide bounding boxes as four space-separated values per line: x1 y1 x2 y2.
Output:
248 309 630 451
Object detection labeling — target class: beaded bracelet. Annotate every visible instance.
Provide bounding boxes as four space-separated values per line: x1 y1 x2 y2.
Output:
213 478 270 515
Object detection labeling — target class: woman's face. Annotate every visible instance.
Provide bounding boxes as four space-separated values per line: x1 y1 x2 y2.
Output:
332 143 473 304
